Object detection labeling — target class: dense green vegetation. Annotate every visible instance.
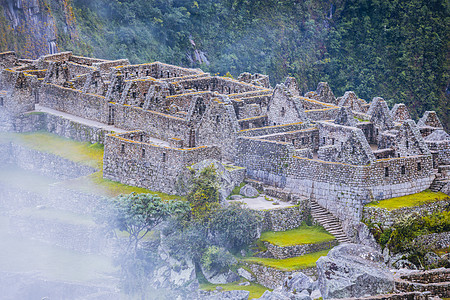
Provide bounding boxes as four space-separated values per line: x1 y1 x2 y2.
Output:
366 190 449 210
0 0 447 127
367 209 450 269
47 0 448 128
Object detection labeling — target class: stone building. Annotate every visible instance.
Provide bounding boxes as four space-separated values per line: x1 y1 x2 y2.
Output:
0 51 449 234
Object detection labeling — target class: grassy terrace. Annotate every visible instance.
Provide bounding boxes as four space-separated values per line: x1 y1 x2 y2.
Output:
1 131 183 199
200 282 269 299
365 190 449 210
242 249 330 271
260 224 335 247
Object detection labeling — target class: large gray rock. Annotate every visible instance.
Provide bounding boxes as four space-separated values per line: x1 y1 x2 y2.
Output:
240 184 259 198
201 290 250 300
316 243 394 299
283 272 313 293
237 267 255 282
257 289 311 300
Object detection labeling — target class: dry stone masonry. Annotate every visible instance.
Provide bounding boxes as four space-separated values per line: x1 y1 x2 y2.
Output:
0 51 449 231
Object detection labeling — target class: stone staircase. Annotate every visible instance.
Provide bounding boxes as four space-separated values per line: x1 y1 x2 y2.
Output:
310 200 351 243
430 180 447 192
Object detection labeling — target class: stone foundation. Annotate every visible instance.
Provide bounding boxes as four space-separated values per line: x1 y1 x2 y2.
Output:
264 239 338 259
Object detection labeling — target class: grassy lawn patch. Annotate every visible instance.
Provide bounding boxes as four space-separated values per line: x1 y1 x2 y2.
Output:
260 224 335 247
5 132 104 169
200 282 269 299
365 190 449 210
242 249 330 271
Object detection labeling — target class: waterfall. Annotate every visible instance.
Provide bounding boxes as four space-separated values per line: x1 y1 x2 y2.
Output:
48 41 57 54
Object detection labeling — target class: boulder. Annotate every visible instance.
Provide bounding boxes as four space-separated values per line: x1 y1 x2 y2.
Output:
316 243 394 299
393 259 417 270
201 290 250 300
202 265 240 284
240 184 259 198
257 289 311 300
283 272 313 293
237 267 256 282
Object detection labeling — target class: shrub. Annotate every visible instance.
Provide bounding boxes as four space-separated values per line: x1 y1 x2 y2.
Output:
201 246 236 272
209 202 261 252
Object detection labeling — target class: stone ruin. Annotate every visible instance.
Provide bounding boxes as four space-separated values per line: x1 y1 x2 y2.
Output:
0 51 449 236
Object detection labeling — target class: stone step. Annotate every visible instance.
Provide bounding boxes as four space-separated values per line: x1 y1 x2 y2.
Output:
310 199 351 243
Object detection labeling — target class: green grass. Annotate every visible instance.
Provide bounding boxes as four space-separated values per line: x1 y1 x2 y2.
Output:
259 224 335 247
2 132 104 169
242 249 330 271
230 182 246 196
200 282 269 299
365 190 449 210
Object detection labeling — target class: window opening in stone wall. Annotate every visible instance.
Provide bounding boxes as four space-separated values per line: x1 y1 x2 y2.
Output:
136 71 139 76
385 167 389 177
140 134 143 142
302 137 305 144
401 165 406 175
162 152 166 162
332 138 335 145
142 148 145 157
417 162 421 171
292 139 295 145
406 140 409 149
216 116 220 123
132 91 136 98
0 97 3 106
323 137 326 144
121 144 125 154
108 106 115 125
281 107 285 117
146 70 150 76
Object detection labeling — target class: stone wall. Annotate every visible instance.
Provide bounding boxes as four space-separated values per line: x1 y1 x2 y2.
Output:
103 131 221 194
237 134 434 222
39 83 108 124
238 122 309 137
394 268 450 299
245 263 316 289
363 198 450 227
259 205 308 232
113 104 189 144
7 143 97 180
414 232 450 250
264 239 338 259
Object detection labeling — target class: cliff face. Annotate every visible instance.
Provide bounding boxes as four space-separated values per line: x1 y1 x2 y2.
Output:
0 0 58 58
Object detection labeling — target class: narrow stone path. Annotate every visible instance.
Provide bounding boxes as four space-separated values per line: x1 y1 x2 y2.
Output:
34 104 128 133
310 200 351 243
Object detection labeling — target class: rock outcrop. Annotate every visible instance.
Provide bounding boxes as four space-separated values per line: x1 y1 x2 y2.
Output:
316 243 394 299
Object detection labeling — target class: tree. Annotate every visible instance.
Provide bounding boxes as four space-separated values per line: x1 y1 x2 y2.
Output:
187 165 220 224
105 193 189 252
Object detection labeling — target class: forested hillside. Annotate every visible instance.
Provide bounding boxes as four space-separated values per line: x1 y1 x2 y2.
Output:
1 0 448 128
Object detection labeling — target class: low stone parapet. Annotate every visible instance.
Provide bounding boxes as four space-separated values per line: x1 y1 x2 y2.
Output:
244 262 316 289
394 268 450 299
